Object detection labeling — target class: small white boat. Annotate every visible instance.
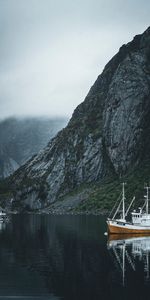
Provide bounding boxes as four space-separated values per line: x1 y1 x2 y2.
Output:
0 210 7 222
107 183 150 234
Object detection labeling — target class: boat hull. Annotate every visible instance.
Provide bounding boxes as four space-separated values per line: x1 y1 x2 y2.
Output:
107 220 150 234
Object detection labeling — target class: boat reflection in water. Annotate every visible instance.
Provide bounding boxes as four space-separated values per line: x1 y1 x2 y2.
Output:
107 234 150 286
0 221 6 231
0 215 9 231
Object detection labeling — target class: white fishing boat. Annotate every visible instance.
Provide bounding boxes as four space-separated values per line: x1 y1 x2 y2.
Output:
107 183 150 234
0 209 6 222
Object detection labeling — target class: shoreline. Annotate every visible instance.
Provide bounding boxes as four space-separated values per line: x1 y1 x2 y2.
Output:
6 209 108 216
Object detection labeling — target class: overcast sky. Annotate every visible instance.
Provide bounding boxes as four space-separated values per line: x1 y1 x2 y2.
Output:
0 0 150 119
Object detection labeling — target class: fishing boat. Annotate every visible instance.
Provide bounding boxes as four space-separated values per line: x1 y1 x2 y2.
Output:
107 183 150 234
0 208 6 223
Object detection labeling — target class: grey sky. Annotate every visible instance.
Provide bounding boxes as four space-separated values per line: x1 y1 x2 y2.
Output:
0 0 150 118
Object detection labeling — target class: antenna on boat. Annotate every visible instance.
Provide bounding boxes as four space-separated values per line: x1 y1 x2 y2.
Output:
122 182 126 221
144 185 150 214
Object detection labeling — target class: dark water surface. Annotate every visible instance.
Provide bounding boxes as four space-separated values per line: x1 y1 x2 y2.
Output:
0 214 150 300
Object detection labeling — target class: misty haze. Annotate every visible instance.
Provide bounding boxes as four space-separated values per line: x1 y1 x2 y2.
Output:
0 0 150 119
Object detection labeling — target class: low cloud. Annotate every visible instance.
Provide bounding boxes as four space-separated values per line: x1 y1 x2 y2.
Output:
0 0 149 118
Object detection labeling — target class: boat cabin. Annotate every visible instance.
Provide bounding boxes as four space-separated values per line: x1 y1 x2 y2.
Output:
132 209 150 226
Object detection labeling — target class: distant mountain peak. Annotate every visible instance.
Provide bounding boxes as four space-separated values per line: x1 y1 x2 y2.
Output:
0 117 67 178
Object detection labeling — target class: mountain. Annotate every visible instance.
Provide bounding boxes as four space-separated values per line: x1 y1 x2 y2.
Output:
6 27 150 212
0 117 67 178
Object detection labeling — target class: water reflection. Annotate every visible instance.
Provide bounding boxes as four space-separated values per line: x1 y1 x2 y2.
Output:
0 221 6 231
0 214 107 300
107 234 150 286
1 215 150 299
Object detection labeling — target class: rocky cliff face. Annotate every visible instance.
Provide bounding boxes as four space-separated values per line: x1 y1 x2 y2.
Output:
11 27 150 210
0 117 67 178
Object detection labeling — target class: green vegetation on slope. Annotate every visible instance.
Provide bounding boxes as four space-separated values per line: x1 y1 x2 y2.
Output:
0 160 150 213
75 159 150 213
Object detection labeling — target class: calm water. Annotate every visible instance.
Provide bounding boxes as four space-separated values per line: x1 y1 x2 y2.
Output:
0 214 150 300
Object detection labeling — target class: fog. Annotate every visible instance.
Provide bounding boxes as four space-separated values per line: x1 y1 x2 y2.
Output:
0 0 150 119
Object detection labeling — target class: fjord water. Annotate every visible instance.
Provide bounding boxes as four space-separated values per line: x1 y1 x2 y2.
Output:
0 215 150 300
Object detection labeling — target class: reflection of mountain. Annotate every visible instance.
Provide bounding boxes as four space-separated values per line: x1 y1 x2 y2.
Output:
108 234 150 286
1 216 150 299
0 215 109 300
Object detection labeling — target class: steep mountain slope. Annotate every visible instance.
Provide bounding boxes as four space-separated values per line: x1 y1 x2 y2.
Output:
10 27 150 211
0 117 67 178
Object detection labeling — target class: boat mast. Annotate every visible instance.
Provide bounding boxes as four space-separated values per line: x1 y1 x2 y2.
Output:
122 182 125 220
146 186 149 215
